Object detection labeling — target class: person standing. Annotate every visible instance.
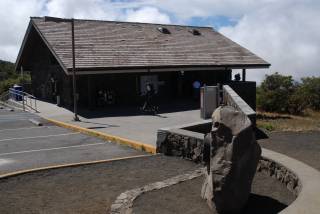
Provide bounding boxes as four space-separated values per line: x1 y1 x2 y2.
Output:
192 80 201 101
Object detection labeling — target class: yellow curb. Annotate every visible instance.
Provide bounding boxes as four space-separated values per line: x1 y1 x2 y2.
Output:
0 154 154 179
44 117 157 154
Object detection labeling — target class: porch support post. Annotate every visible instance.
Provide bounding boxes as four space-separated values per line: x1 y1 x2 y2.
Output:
242 69 246 82
71 18 80 121
87 75 94 110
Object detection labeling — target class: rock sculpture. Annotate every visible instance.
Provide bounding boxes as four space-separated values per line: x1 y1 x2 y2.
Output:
201 106 261 213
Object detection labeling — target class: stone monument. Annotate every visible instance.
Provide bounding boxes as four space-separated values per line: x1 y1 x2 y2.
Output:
201 106 261 213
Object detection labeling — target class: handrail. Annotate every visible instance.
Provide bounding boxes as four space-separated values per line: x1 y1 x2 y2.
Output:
8 88 38 112
0 91 9 101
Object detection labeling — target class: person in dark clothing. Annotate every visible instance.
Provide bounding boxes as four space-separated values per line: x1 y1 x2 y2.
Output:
142 83 158 114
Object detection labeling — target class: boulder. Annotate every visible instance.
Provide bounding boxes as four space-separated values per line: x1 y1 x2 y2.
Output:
201 106 261 213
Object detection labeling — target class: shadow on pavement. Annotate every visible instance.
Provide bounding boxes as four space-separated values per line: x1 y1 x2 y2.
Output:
244 193 287 214
77 100 199 119
255 127 269 140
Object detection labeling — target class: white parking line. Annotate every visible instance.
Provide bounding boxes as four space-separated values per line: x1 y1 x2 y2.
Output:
0 142 106 156
0 118 39 122
0 132 80 142
0 126 53 132
0 158 14 165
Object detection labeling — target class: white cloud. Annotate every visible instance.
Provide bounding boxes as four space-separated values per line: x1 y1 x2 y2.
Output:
125 7 171 24
220 1 320 82
155 0 277 20
0 0 44 62
45 0 118 20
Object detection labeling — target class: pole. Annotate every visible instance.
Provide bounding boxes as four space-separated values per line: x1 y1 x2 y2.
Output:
71 18 80 121
20 66 24 87
242 69 246 82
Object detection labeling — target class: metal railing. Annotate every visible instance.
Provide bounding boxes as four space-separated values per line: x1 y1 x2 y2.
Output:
8 88 38 112
0 91 10 108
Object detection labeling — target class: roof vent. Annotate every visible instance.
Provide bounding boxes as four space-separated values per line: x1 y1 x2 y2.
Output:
157 27 171 34
189 29 201 36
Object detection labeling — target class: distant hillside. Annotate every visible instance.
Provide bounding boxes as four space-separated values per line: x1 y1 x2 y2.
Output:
0 59 16 79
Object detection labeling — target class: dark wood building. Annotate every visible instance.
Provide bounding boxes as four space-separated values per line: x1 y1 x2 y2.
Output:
15 16 270 109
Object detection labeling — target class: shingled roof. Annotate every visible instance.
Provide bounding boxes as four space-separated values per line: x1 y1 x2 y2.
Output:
16 16 270 74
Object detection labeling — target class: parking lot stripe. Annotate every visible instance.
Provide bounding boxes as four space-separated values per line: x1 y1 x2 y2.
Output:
0 142 106 156
0 132 80 142
0 126 52 132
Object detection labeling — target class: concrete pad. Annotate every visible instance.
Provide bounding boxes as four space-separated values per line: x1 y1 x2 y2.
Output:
36 100 205 146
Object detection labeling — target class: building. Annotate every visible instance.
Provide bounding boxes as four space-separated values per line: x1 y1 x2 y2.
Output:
15 16 270 109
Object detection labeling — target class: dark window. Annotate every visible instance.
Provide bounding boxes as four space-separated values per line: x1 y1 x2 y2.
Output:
157 27 171 34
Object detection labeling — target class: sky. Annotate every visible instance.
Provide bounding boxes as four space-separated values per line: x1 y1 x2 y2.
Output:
0 0 319 82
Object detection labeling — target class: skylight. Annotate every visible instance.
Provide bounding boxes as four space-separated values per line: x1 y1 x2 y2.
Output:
157 27 171 34
189 29 201 36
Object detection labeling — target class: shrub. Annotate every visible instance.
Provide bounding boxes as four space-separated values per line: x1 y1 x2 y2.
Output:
0 75 31 95
298 77 320 111
256 72 314 115
257 72 297 113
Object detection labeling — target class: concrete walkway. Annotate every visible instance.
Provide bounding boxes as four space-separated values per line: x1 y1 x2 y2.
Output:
36 100 204 146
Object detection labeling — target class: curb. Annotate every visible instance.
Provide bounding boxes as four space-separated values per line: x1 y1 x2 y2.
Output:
44 117 157 154
28 118 43 126
0 154 154 179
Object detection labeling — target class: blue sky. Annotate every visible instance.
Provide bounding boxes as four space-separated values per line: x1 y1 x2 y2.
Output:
186 16 237 29
0 0 319 82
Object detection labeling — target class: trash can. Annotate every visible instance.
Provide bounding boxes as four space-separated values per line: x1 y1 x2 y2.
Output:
200 86 218 119
13 85 23 101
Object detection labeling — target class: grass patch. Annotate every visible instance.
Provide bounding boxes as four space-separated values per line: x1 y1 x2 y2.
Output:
257 110 320 132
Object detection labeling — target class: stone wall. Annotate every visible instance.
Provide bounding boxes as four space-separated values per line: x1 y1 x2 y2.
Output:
223 85 256 125
258 157 301 196
157 127 301 198
157 128 205 163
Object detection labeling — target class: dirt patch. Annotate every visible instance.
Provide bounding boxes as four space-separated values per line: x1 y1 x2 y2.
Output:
133 172 295 214
257 111 320 132
0 155 200 214
259 131 320 170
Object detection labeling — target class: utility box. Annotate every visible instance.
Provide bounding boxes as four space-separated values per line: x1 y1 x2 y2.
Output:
12 85 23 101
200 86 218 119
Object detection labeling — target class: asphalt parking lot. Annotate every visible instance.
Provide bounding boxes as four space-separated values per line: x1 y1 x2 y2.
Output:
0 107 145 174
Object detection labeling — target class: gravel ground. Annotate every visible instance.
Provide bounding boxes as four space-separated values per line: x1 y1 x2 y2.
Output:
0 155 199 214
1 131 316 214
133 171 295 214
259 131 320 170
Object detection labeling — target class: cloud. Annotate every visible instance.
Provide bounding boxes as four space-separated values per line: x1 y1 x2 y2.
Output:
0 0 44 62
219 0 320 82
45 0 118 20
155 0 276 20
125 7 171 24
